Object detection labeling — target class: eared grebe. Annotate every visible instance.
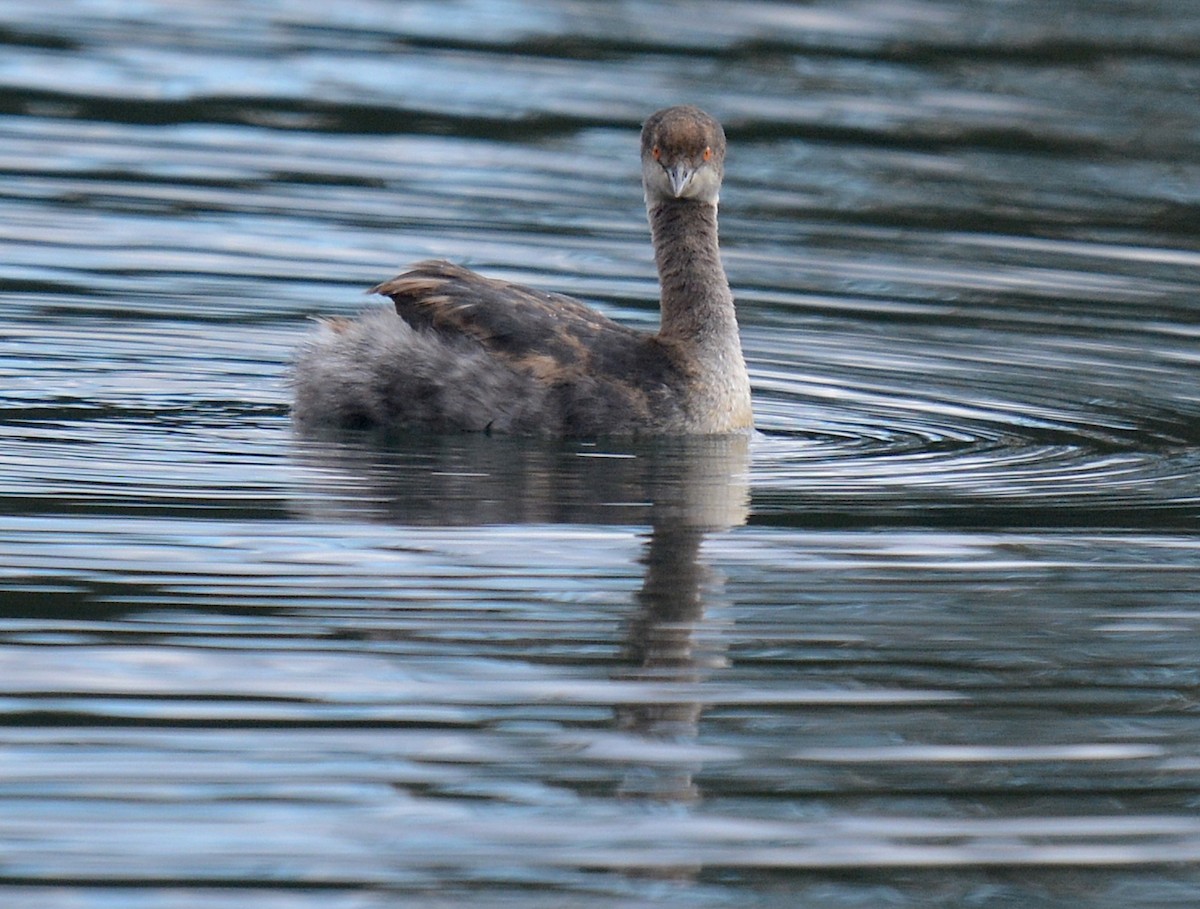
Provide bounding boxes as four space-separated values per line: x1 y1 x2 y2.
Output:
291 105 751 436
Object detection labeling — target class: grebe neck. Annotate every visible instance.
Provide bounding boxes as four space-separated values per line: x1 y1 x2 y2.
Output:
647 198 737 347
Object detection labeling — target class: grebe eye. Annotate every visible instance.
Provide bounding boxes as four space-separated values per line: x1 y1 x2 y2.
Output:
702 146 712 161
652 145 661 161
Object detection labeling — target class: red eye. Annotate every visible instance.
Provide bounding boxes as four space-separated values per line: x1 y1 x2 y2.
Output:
652 146 661 161
702 146 712 161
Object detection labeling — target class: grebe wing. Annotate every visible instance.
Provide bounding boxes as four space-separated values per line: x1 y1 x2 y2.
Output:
371 259 648 375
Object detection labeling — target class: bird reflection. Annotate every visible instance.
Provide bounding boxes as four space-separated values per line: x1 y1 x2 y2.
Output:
289 431 749 815
613 526 713 804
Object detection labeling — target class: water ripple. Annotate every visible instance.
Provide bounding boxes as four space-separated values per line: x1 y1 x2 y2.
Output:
2 0 1200 905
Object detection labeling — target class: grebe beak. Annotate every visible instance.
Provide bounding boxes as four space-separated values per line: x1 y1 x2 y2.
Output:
666 163 695 197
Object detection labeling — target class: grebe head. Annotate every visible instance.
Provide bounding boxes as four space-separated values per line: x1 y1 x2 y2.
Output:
641 105 726 206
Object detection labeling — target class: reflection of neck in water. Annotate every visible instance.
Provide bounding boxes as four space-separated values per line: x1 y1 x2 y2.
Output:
625 528 710 680
615 528 706 784
609 435 748 804
614 524 730 806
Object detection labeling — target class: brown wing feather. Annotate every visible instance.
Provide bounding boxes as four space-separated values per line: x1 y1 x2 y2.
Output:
371 260 668 384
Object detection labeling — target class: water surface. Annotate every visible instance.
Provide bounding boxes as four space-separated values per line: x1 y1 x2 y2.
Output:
1 1 1199 906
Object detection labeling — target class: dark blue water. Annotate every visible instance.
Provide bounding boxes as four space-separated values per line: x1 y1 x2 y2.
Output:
1 1 1199 906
